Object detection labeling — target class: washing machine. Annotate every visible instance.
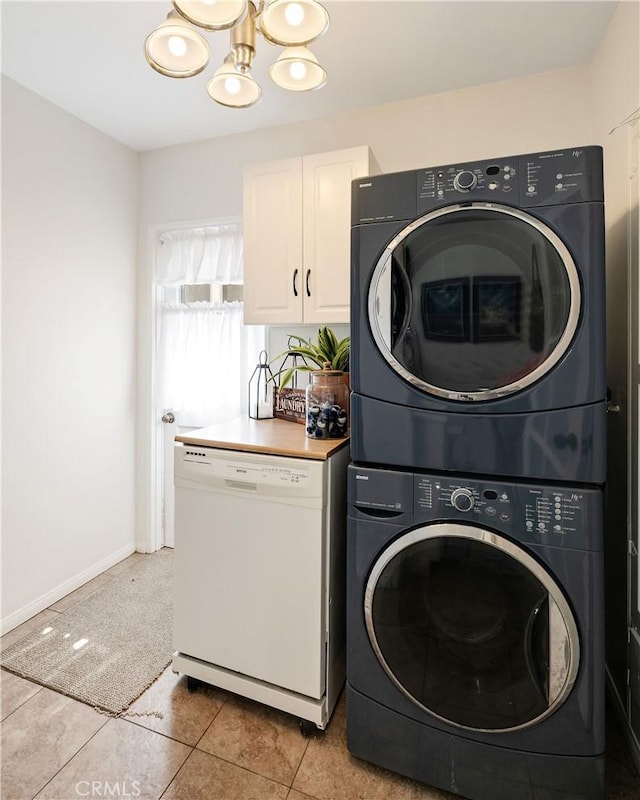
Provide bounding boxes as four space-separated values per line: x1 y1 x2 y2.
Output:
346 464 605 800
350 146 606 483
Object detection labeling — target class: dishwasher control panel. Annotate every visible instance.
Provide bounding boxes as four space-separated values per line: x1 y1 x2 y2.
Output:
176 444 324 497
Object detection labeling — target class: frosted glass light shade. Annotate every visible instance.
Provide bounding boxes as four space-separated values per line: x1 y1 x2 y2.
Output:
260 0 329 46
173 0 248 31
145 12 210 78
207 61 262 107
269 46 326 91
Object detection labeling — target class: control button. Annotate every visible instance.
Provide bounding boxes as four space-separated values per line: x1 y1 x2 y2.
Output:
556 173 563 179
484 490 498 500
488 182 498 191
553 524 562 532
502 185 513 192
485 506 496 516
504 166 511 172
500 512 510 521
526 520 534 529
528 185 536 193
538 522 546 531
500 493 508 501
556 183 563 190
451 488 474 512
437 189 444 196
453 170 477 192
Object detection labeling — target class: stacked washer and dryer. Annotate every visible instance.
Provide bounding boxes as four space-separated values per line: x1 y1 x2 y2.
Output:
346 147 607 800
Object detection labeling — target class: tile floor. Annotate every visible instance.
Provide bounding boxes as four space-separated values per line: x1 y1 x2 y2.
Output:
1 552 639 800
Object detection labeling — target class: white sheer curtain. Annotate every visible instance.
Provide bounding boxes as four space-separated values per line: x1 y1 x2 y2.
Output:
157 225 244 285
156 223 265 428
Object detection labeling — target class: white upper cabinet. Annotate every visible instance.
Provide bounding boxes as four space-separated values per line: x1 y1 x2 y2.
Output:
243 146 375 325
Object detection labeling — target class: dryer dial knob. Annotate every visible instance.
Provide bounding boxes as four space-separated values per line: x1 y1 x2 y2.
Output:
451 488 475 512
453 170 477 192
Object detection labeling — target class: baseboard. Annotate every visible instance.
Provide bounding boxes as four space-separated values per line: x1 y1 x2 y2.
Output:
1 543 136 636
605 665 640 774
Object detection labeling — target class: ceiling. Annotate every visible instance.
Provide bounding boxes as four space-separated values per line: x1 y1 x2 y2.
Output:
1 1 618 152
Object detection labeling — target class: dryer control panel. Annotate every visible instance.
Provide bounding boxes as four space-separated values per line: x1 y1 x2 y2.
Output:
416 146 603 213
352 146 603 224
416 157 519 207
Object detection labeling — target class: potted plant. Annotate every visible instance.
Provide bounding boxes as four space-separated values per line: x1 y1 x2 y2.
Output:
272 327 350 389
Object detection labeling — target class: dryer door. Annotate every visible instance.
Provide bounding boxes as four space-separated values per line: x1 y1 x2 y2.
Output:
368 203 580 401
364 523 580 733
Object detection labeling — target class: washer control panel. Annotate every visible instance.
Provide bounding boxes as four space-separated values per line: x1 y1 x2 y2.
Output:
523 487 584 536
348 466 602 551
450 487 475 512
412 474 600 549
417 477 514 524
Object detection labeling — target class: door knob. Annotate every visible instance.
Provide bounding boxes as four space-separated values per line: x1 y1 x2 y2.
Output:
162 412 175 423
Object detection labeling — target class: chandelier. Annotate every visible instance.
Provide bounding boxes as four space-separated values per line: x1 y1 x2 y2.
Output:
144 0 330 109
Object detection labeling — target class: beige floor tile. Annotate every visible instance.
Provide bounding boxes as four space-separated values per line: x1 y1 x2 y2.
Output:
287 790 319 800
48 572 114 612
124 667 228 746
197 694 308 785
35 717 191 800
0 669 42 720
163 748 289 800
0 687 106 800
292 701 455 800
1 609 60 651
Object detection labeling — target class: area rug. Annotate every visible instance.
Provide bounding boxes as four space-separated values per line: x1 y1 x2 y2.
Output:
1 548 173 714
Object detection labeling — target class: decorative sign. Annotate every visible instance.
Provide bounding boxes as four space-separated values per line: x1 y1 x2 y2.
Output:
274 388 306 424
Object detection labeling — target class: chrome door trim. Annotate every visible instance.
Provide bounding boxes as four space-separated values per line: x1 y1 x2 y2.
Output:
364 522 580 733
367 203 582 402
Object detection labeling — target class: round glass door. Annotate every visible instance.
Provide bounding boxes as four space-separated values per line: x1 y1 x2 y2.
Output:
368 204 581 401
365 524 580 732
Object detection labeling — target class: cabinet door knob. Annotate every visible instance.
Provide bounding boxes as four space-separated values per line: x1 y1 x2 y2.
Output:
293 268 299 297
306 269 311 297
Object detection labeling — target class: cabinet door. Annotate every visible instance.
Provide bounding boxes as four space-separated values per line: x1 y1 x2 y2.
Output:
243 158 303 324
302 146 371 325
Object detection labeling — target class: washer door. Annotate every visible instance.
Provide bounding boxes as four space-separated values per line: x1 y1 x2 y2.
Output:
368 203 580 401
365 523 580 733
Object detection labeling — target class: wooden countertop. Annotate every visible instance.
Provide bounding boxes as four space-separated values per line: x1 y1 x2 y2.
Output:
175 417 350 461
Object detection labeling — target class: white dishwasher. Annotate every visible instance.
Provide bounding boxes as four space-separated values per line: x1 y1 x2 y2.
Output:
172 438 349 732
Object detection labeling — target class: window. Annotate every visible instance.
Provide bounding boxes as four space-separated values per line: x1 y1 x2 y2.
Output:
156 224 264 428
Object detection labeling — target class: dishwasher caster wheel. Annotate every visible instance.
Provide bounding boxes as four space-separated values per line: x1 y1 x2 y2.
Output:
186 676 203 693
298 718 319 737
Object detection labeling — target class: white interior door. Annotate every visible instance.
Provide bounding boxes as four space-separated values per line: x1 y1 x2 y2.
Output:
150 221 265 552
161 410 176 548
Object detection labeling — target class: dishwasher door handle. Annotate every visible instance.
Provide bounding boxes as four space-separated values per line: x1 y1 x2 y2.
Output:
225 479 258 491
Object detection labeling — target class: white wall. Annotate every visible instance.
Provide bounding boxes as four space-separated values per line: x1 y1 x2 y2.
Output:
139 64 592 225
1 77 138 632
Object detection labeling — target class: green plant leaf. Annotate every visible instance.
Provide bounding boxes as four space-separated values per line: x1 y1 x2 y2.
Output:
268 327 350 387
